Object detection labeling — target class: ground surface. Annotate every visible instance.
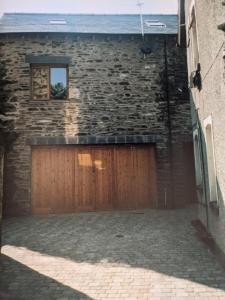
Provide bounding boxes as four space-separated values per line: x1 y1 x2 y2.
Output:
1 206 225 300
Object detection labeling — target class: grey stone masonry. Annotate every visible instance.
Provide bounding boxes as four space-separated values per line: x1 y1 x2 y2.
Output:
0 32 193 215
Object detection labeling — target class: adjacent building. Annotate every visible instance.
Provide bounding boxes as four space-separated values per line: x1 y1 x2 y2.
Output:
181 0 225 257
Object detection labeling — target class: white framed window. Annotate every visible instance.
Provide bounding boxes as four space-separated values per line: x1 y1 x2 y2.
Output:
188 1 199 69
204 115 218 203
193 128 203 187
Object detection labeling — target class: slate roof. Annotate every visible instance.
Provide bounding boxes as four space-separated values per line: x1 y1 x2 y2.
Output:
0 13 178 34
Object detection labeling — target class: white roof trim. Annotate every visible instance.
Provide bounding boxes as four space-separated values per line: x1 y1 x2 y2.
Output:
49 19 67 25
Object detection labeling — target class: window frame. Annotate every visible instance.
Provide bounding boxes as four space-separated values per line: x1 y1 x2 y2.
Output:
204 115 218 204
190 10 199 69
188 1 200 70
31 63 69 101
193 128 203 188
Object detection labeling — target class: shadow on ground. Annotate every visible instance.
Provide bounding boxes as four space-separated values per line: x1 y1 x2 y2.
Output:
0 254 94 300
1 206 225 298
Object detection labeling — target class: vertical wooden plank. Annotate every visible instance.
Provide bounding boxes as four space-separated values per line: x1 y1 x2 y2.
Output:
66 147 75 211
50 147 59 213
114 145 134 209
32 147 52 214
149 146 158 208
94 146 114 210
74 146 95 211
50 147 74 213
132 146 157 208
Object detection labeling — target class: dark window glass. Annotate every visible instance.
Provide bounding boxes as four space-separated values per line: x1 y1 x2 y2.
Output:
50 67 67 99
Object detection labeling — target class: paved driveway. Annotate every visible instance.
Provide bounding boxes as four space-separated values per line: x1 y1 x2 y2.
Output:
1 206 225 300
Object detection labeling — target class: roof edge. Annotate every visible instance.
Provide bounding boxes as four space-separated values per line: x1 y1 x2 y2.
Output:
0 31 178 37
2 12 178 16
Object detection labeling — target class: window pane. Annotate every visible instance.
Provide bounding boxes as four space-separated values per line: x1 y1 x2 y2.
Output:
50 68 67 99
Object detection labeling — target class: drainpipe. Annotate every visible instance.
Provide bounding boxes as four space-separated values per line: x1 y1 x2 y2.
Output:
164 36 174 208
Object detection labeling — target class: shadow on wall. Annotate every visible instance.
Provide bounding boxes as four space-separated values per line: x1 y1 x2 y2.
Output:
0 254 94 300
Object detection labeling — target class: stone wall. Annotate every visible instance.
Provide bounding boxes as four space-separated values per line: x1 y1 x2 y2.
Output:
0 144 3 248
0 32 193 215
185 0 225 255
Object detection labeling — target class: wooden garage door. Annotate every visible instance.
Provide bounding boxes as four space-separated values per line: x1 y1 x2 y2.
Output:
32 145 157 214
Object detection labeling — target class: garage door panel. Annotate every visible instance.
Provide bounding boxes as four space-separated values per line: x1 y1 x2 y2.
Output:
32 145 157 214
32 147 53 214
94 147 114 210
114 146 157 210
148 148 158 207
132 147 157 208
74 147 95 211
50 148 74 213
114 146 134 209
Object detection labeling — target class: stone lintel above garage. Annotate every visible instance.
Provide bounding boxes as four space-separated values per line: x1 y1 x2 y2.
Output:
27 135 163 146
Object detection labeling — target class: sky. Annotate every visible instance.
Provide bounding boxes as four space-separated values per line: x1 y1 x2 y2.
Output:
0 0 178 16
51 68 67 86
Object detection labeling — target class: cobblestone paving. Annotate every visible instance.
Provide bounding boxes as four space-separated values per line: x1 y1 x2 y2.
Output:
1 206 225 300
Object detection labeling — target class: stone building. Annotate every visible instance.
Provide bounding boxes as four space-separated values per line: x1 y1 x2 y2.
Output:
0 13 196 216
180 0 225 257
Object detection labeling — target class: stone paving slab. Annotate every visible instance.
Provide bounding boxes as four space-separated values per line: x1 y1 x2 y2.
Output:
1 206 225 300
